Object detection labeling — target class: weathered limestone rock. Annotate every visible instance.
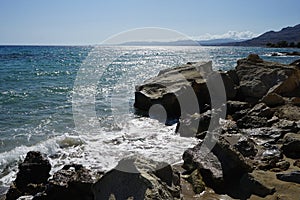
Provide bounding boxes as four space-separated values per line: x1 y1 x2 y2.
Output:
235 54 300 102
175 110 211 137
134 61 234 120
182 136 253 193
92 156 180 200
6 151 51 200
274 104 300 121
134 62 211 120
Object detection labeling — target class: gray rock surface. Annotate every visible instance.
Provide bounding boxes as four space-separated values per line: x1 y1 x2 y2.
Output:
92 156 180 200
236 54 300 101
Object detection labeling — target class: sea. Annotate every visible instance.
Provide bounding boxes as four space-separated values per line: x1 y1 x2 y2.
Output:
0 45 299 192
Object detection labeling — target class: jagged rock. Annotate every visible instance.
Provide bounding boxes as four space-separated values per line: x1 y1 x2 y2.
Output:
248 103 274 119
276 171 300 184
235 54 300 101
272 119 299 132
41 164 95 200
231 108 250 121
226 101 249 115
234 137 258 157
261 93 285 107
176 110 211 137
237 115 268 128
92 156 180 200
184 169 205 194
182 136 252 193
241 127 285 144
281 133 300 159
274 104 300 121
253 143 282 172
6 151 51 200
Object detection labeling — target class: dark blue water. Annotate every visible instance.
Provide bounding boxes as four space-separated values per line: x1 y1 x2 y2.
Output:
0 45 299 187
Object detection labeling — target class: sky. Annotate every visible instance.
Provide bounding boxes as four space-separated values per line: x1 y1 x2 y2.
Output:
1 0 300 45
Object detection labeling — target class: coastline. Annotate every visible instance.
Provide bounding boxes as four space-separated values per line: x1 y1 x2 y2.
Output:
4 54 300 199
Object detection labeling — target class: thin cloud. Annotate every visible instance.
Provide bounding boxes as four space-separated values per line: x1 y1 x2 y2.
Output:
194 31 258 40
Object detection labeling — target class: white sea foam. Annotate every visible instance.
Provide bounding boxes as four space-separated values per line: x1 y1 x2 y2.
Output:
0 116 198 187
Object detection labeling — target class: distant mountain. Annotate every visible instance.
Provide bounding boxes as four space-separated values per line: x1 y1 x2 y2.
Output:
198 38 246 45
121 40 198 46
225 24 300 46
120 38 245 46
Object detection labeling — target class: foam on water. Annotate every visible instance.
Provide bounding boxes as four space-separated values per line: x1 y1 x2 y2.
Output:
0 116 198 187
1 45 299 190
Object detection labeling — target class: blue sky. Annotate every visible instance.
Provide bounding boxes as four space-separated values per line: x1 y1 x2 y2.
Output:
1 0 300 45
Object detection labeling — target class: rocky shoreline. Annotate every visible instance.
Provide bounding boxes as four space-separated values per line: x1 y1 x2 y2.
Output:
4 55 300 199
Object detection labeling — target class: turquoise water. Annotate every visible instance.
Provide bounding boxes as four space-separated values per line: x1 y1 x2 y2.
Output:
0 45 299 188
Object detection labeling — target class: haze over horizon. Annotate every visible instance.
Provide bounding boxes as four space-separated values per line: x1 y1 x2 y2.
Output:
1 0 300 45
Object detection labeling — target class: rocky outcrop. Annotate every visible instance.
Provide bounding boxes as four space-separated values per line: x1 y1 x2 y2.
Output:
236 54 300 102
7 55 300 200
6 151 51 200
134 61 233 121
182 136 253 193
135 54 300 199
7 155 181 200
38 164 96 200
92 156 180 200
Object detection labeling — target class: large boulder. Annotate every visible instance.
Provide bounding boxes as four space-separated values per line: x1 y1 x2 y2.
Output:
92 156 180 200
235 54 300 102
134 62 234 120
6 151 51 200
182 136 253 193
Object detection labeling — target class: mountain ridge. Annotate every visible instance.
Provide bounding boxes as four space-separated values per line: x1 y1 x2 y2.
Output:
224 24 300 46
